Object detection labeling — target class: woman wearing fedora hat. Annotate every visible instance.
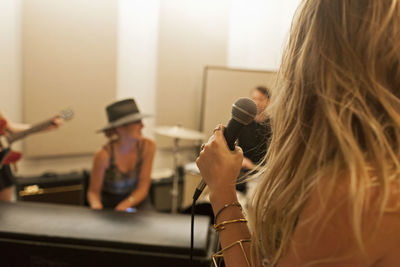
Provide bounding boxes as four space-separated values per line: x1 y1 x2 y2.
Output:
87 98 156 211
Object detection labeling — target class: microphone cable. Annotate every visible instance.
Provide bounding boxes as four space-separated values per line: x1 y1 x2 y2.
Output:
190 198 196 267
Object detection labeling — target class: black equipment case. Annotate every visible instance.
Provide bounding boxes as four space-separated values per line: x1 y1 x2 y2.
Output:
0 201 217 267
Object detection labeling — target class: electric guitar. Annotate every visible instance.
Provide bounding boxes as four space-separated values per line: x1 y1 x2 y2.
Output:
0 108 74 168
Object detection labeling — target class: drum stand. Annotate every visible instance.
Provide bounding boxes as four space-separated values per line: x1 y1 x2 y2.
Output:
171 138 181 214
154 125 206 214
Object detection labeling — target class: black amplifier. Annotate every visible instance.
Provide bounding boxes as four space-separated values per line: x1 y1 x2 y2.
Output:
14 171 87 205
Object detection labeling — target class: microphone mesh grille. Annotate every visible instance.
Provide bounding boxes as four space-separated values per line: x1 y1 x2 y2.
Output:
231 97 257 125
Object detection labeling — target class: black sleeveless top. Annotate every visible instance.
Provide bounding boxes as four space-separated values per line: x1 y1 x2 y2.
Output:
101 140 144 208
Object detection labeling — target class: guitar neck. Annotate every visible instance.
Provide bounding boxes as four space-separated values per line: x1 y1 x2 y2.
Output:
7 119 55 144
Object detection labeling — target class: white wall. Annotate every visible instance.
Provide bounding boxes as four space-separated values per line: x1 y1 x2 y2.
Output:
154 0 231 170
117 0 160 139
227 0 300 70
0 0 22 123
22 0 118 158
156 0 230 140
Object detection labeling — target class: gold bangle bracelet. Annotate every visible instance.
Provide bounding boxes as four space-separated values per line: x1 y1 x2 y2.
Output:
214 202 242 224
213 218 248 232
212 239 251 267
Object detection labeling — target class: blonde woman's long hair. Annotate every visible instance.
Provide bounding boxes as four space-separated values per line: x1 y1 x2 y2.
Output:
249 0 400 265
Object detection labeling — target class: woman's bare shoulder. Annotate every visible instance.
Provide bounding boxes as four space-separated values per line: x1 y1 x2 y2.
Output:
94 145 111 163
282 177 400 266
142 137 155 145
141 137 156 152
370 181 400 266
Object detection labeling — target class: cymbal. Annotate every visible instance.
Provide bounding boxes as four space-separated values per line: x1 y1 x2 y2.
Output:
154 125 206 140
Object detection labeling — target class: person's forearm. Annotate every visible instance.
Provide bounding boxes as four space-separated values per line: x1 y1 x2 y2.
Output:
87 191 103 209
210 189 253 267
7 121 30 133
126 186 149 207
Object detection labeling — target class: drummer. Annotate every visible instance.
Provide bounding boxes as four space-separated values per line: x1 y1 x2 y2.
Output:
87 98 156 212
237 86 272 197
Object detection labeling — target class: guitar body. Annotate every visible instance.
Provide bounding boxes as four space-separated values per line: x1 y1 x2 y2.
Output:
0 150 22 165
0 119 6 135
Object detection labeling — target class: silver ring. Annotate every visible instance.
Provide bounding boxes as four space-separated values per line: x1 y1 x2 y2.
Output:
200 143 205 151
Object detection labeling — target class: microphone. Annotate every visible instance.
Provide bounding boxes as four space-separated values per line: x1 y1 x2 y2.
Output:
193 97 257 201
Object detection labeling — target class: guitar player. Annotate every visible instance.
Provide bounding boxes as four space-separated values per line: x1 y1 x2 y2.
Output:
0 110 63 202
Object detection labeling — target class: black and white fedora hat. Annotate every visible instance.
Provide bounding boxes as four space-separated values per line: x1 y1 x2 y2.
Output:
97 98 150 132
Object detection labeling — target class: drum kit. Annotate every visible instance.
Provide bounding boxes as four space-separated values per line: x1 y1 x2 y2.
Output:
154 125 206 213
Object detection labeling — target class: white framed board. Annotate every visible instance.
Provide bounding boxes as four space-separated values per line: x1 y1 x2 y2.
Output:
200 66 277 139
